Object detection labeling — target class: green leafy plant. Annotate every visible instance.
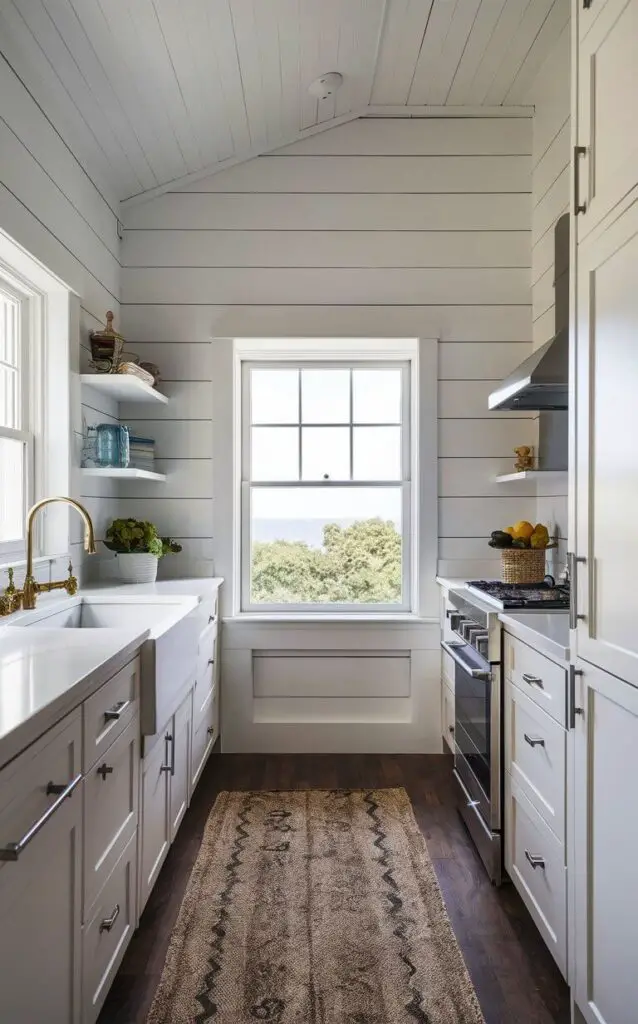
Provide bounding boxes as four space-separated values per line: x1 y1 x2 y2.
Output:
104 518 182 559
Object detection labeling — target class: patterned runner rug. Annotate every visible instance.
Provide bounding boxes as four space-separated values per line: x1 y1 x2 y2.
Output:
147 788 484 1024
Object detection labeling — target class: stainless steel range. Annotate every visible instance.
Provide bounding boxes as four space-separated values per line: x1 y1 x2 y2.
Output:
443 589 503 883
442 579 570 884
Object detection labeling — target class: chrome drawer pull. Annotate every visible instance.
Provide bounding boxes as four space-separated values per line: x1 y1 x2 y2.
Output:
208 658 214 666
104 699 131 722
207 726 215 736
97 763 114 781
99 904 120 933
0 774 82 862
525 851 545 870
522 673 544 689
523 734 545 748
160 733 175 775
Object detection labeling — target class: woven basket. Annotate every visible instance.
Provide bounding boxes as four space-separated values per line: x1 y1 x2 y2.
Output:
500 547 546 584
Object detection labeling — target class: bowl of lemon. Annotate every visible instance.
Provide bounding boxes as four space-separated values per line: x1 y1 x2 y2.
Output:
488 521 556 584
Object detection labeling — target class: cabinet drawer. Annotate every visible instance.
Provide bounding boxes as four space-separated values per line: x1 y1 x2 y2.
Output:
191 686 217 791
83 657 140 771
0 709 82 859
82 831 137 1024
505 681 566 839
442 683 455 752
504 634 567 726
83 718 139 916
505 775 567 978
196 625 217 688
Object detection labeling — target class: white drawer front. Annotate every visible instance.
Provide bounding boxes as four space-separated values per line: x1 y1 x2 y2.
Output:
83 656 139 771
504 634 566 726
0 709 82 863
505 681 566 840
82 831 137 1024
83 718 139 916
505 775 567 978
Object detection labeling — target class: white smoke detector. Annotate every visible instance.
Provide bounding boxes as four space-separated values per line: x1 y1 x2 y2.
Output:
308 72 343 100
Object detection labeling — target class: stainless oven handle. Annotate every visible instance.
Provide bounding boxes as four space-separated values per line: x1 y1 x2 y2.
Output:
441 641 492 681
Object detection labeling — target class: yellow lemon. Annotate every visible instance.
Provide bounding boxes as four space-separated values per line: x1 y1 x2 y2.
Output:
513 520 535 541
530 531 548 549
534 523 549 537
503 526 515 537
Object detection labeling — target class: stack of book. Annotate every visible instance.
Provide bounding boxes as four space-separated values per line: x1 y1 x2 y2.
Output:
129 435 156 473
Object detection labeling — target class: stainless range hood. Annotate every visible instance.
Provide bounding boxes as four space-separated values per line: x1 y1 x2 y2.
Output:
489 213 569 412
488 328 568 410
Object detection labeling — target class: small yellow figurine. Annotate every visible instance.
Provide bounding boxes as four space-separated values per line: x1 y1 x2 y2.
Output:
513 445 534 472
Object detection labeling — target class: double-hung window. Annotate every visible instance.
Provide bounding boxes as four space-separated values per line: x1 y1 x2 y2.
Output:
0 280 33 559
241 357 413 612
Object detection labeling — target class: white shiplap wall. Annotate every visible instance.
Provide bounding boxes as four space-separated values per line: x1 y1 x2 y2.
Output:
526 24 571 570
0 52 121 586
122 116 537 584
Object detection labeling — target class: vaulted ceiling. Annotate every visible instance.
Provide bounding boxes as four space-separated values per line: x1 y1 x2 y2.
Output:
0 0 568 204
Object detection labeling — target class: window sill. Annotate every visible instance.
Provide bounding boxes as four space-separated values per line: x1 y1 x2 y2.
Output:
223 613 437 625
0 552 68 573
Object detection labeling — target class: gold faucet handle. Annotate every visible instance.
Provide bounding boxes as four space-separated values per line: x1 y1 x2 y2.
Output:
65 561 78 596
0 593 12 616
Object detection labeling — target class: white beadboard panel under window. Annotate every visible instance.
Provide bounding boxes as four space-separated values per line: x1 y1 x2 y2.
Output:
0 52 120 584
121 116 533 582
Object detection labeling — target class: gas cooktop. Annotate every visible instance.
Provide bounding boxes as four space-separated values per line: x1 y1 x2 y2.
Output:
466 579 570 610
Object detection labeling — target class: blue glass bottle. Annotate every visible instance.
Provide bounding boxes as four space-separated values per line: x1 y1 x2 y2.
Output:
95 424 130 468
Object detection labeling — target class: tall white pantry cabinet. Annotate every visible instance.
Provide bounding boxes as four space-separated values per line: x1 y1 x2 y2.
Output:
569 1 638 1022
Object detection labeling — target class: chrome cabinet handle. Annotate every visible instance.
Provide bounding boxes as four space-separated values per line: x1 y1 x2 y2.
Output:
99 904 120 933
104 699 131 722
208 658 214 666
0 774 82 862
568 553 587 630
524 734 545 748
97 763 114 781
448 725 455 734
522 673 544 689
160 733 175 775
574 145 587 214
569 666 585 728
525 851 545 870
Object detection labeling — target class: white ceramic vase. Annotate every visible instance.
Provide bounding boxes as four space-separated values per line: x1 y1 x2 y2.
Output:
116 553 159 584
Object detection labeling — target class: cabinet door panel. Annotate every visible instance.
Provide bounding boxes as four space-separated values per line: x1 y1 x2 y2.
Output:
169 693 192 841
192 684 216 791
0 715 82 1023
139 730 170 912
577 0 638 238
574 202 638 683
573 662 638 1024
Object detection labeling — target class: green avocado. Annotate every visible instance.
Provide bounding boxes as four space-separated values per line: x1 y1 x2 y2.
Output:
490 531 513 548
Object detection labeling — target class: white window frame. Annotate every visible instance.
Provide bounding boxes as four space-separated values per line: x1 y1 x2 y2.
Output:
236 340 422 616
0 229 72 570
0 273 39 561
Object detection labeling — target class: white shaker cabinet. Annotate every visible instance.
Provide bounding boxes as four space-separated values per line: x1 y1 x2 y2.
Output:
575 0 638 240
0 710 83 1024
573 199 638 686
139 690 193 911
571 661 638 1024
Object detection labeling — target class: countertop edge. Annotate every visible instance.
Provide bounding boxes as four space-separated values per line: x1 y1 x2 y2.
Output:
498 612 570 666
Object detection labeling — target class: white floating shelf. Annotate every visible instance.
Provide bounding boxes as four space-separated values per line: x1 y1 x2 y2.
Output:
495 470 568 483
80 373 168 404
80 467 166 481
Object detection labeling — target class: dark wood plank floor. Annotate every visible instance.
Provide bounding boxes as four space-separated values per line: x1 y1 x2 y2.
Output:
99 753 570 1024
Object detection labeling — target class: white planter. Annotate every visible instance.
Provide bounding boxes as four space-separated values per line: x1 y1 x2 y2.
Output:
116 553 159 584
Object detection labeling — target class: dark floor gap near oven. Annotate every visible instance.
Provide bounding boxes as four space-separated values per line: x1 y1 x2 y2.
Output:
98 753 570 1024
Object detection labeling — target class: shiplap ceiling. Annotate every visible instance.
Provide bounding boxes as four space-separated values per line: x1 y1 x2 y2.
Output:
0 0 567 203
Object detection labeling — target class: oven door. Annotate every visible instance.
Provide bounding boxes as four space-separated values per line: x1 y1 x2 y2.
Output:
442 640 501 832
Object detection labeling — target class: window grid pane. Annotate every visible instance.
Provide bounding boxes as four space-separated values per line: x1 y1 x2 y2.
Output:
0 292 21 430
0 437 24 542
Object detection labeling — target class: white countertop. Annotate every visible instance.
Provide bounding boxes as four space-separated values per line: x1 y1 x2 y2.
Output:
0 577 223 769
499 611 570 664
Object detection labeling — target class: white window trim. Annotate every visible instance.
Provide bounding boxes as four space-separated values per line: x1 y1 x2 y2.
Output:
212 338 438 620
0 229 72 569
